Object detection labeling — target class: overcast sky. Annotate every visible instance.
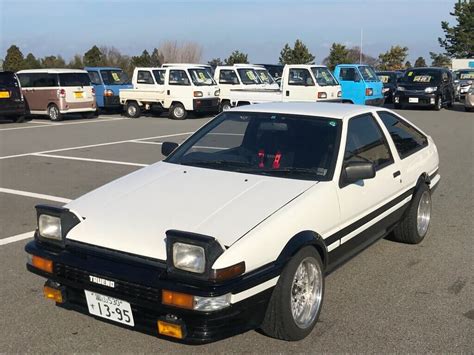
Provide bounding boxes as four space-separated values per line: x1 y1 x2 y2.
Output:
0 0 457 64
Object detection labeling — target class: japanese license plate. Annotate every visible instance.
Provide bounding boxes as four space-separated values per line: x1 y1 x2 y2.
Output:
84 290 134 326
74 91 83 99
408 97 419 103
0 91 10 98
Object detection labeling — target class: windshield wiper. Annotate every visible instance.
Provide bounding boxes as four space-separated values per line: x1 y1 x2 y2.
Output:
237 167 320 176
182 160 251 168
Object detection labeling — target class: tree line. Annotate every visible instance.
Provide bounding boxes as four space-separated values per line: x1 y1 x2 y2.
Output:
2 1 471 74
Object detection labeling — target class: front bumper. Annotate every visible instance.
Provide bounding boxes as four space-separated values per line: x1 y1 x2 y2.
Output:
394 92 437 106
364 97 385 106
193 98 220 113
25 240 275 344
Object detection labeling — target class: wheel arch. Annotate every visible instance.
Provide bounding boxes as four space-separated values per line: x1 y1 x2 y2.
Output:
275 230 328 271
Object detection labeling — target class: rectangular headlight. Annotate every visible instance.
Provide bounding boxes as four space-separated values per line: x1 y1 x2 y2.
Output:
38 214 62 240
172 243 205 273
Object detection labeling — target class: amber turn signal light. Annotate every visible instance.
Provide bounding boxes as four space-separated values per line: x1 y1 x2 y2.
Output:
162 290 194 310
157 320 184 339
43 285 64 303
211 261 245 281
32 255 53 273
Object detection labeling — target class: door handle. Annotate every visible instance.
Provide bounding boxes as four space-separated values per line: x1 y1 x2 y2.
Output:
393 171 401 178
286 90 289 96
167 90 170 95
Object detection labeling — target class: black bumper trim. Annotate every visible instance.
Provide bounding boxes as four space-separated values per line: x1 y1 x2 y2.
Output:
192 98 219 112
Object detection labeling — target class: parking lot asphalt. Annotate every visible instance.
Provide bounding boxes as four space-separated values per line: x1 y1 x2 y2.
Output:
0 106 472 352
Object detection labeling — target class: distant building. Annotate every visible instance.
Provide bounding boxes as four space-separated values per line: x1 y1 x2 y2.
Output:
451 59 474 70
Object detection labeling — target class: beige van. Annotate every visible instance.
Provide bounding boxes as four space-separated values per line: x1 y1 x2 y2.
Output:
17 69 96 121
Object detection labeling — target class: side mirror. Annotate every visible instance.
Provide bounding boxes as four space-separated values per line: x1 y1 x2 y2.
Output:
161 141 179 157
342 161 376 185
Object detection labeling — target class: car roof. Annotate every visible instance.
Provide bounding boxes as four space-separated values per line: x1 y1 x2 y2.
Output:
17 68 88 74
229 102 387 120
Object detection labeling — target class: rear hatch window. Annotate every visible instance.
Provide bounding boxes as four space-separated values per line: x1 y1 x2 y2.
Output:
0 72 18 87
59 73 92 87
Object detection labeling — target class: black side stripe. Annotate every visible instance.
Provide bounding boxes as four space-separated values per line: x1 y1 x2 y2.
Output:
429 169 439 181
323 187 415 247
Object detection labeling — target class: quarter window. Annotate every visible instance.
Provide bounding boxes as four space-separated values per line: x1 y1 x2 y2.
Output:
137 71 154 84
344 114 393 170
377 111 428 159
18 73 58 87
288 68 314 86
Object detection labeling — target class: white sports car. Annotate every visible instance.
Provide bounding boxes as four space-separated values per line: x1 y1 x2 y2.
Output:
26 102 440 343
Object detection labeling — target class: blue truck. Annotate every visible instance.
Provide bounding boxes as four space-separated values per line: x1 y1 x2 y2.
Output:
85 67 132 111
333 64 384 106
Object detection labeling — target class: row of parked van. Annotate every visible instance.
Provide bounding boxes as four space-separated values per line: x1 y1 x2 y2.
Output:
0 63 385 121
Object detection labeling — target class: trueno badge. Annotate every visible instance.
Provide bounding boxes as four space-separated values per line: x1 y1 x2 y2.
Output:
89 275 115 288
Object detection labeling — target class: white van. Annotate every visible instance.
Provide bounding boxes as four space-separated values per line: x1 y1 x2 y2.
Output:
219 64 341 110
16 69 96 121
119 65 220 120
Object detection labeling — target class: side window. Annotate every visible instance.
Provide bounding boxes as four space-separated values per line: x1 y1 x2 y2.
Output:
377 111 428 159
344 114 393 170
18 74 32 87
339 68 359 82
152 70 165 85
219 70 239 84
288 68 314 86
169 70 190 86
137 71 154 84
28 73 58 87
88 71 102 85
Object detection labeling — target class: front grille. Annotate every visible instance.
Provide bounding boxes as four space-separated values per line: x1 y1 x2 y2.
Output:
54 263 161 303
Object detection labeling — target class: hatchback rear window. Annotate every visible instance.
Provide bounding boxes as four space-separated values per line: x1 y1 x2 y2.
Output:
59 73 91 87
0 72 17 86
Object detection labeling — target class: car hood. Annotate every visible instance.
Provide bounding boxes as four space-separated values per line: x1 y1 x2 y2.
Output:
66 162 316 260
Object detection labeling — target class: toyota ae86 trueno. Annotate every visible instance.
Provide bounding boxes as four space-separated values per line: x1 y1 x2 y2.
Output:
25 102 439 344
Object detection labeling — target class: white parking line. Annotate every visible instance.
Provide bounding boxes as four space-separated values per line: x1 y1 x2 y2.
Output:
33 153 150 167
0 117 128 131
129 140 163 145
0 132 193 160
0 187 72 203
0 231 35 246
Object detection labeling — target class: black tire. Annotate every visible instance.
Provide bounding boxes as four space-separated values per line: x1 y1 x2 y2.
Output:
392 183 432 244
260 246 324 341
394 103 403 109
465 107 473 112
47 104 62 121
14 115 25 123
126 101 141 118
169 103 187 120
219 100 232 112
434 96 442 111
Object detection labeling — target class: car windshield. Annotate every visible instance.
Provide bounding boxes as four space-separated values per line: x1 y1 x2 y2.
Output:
237 69 262 85
188 68 215 86
358 66 379 82
0 72 17 86
401 70 440 84
311 67 338 86
458 70 474 80
377 73 395 83
100 70 130 85
255 69 276 85
166 112 342 181
59 73 91 87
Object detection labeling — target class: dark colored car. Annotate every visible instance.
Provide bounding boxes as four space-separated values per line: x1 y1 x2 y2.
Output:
394 67 455 111
0 71 25 122
376 71 399 103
